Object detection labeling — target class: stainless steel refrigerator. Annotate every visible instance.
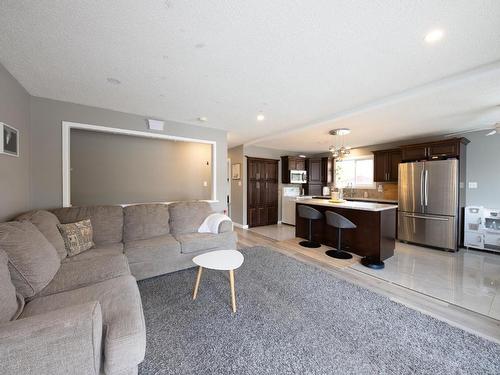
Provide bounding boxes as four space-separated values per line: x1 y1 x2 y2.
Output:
398 159 459 251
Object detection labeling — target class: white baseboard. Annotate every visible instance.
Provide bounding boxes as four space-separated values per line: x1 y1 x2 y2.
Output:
233 222 249 229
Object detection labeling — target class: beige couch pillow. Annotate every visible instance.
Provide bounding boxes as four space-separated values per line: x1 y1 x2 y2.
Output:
0 221 60 298
16 210 67 259
57 219 95 257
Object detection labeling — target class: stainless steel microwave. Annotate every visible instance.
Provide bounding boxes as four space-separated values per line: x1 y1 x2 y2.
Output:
290 170 307 184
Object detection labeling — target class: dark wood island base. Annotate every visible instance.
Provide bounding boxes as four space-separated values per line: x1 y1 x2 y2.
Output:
295 200 397 267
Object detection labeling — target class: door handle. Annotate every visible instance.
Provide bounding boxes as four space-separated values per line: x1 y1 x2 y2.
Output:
424 170 429 206
420 169 424 207
404 214 449 221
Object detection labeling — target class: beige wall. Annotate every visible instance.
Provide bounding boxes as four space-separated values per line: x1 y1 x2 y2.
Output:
70 129 212 206
30 97 228 213
228 145 245 225
0 63 31 221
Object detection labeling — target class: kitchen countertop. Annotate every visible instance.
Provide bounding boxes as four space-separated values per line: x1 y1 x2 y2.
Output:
297 196 398 204
295 198 398 212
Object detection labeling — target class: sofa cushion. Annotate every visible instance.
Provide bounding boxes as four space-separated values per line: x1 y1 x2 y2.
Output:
62 242 123 263
57 219 95 257
168 201 213 235
37 253 130 298
16 210 67 260
52 206 124 245
0 249 24 322
0 221 60 298
123 203 169 242
124 234 180 263
174 231 238 254
21 275 146 375
124 234 181 280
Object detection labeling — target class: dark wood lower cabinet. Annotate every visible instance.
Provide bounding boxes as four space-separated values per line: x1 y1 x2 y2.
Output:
247 157 279 228
295 202 396 261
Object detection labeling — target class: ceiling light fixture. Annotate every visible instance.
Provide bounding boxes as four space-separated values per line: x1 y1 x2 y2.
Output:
425 29 444 44
106 77 121 85
329 128 351 160
198 117 208 122
298 154 306 158
257 114 265 121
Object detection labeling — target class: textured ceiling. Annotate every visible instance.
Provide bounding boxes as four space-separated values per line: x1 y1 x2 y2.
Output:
1 1 500 149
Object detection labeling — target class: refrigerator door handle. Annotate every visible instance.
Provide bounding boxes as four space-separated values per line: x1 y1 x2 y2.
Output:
420 168 425 207
424 169 429 206
404 214 449 221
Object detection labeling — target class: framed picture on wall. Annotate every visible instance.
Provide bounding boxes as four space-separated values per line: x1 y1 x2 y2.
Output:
0 123 19 157
232 163 241 180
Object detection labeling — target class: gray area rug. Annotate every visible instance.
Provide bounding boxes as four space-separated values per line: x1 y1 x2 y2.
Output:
138 246 500 374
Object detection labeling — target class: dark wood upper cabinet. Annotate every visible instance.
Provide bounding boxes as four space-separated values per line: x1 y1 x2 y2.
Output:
295 158 306 171
401 145 427 162
373 149 402 183
388 150 401 182
307 158 322 183
401 138 468 162
428 141 460 159
321 157 333 184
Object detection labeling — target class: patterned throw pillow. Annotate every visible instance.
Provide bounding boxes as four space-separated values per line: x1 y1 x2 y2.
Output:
57 219 94 256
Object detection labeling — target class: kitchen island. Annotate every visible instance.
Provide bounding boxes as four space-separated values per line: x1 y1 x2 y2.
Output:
295 198 398 268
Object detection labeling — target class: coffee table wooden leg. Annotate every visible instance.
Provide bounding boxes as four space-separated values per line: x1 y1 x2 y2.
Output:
229 269 236 313
193 266 203 300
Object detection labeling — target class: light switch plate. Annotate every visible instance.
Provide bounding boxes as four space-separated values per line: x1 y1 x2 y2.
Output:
468 182 478 189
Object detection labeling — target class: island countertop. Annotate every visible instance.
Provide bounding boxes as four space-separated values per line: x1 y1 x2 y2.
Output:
295 198 398 212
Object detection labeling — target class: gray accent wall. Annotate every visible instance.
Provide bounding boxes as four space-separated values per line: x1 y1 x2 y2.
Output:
70 129 212 206
0 63 31 221
29 97 228 213
465 130 500 208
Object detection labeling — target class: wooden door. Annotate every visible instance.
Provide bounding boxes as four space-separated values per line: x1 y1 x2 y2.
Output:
247 158 279 227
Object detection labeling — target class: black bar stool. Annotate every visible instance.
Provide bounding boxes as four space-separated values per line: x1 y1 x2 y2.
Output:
325 211 355 259
297 205 323 248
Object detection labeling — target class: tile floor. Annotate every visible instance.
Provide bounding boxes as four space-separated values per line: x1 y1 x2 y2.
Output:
247 224 500 320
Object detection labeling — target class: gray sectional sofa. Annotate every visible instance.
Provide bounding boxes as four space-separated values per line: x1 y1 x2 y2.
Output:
0 201 237 375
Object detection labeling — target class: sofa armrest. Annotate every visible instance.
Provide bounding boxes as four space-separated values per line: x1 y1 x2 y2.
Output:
218 220 233 234
0 302 102 375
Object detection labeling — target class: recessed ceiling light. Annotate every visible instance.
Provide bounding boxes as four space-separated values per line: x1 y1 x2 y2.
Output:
106 77 121 85
298 155 307 158
425 29 444 44
198 117 208 122
257 114 265 121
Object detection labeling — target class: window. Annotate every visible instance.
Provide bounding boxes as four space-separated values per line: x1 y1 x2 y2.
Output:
334 156 375 188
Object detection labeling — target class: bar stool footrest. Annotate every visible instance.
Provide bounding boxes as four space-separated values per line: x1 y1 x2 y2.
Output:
299 240 321 248
325 249 353 259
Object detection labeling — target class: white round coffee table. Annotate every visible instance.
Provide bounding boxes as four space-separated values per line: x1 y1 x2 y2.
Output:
192 250 244 313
